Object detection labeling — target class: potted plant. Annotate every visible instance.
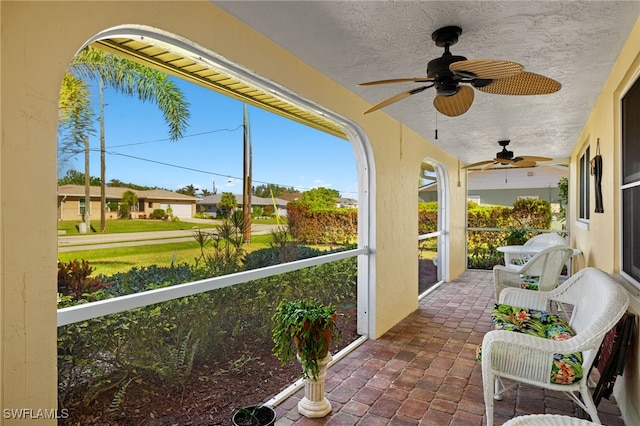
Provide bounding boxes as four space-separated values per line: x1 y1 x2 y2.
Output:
271 298 342 381
505 227 529 245
231 405 276 426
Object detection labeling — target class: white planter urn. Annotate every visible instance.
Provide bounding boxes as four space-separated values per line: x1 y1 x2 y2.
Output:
297 352 332 418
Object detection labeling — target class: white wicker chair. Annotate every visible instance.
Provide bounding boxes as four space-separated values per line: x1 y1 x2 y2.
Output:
505 233 569 266
502 414 598 425
493 245 574 302
524 233 568 248
482 267 630 426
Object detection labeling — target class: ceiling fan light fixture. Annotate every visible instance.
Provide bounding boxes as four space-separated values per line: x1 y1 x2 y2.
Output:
433 85 474 116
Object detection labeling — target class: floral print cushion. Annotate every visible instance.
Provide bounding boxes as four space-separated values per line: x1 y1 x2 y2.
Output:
519 275 540 290
476 304 583 384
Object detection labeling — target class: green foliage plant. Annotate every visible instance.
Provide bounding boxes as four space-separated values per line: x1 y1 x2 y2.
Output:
286 203 357 244
219 192 238 217
271 298 342 380
505 227 530 245
194 213 246 275
299 187 340 211
232 405 276 426
57 256 357 418
253 183 298 198
466 199 552 270
558 176 568 226
268 225 299 263
150 209 166 219
58 259 111 301
119 190 138 219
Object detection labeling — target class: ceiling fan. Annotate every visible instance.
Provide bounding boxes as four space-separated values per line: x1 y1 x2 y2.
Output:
462 140 552 170
358 26 561 117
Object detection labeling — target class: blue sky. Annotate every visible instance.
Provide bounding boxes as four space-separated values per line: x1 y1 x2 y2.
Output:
60 77 358 198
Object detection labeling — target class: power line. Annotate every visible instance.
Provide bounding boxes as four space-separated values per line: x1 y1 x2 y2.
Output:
58 124 357 195
106 125 244 148
102 149 357 195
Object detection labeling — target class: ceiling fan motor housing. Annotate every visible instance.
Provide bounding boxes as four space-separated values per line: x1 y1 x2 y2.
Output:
428 26 468 96
427 55 467 95
496 149 514 160
496 140 514 159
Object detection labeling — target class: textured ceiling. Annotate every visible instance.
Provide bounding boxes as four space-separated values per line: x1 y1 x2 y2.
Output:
215 1 640 166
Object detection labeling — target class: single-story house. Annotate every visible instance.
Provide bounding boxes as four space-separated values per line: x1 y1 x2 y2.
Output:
335 197 358 208
419 164 568 207
57 185 198 220
196 194 288 217
278 192 358 209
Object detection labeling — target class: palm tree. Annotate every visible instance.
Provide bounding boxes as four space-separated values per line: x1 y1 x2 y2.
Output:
120 190 138 219
220 192 238 218
59 74 95 231
63 46 190 231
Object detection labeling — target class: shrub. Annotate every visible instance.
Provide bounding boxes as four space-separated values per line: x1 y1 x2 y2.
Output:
58 259 111 301
57 256 357 412
150 209 166 219
287 203 357 244
418 201 438 235
466 200 552 270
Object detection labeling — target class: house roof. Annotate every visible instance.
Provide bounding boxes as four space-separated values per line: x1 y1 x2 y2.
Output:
57 185 198 201
278 193 302 202
336 197 358 206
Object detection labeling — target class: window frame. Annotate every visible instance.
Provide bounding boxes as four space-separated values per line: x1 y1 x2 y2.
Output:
79 198 89 216
620 73 640 288
578 144 590 223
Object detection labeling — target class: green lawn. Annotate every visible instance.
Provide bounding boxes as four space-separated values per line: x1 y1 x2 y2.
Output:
58 234 272 276
58 219 218 235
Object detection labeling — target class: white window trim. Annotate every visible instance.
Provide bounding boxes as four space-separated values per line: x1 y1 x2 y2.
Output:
618 68 640 291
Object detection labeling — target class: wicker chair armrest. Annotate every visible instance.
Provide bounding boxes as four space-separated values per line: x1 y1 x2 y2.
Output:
481 330 573 384
498 287 550 311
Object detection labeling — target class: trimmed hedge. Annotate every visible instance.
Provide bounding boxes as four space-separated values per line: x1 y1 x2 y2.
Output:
287 202 357 244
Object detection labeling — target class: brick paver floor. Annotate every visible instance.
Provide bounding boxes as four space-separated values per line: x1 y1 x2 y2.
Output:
273 270 625 425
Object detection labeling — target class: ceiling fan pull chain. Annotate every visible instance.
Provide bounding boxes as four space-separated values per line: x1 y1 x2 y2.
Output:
435 111 438 139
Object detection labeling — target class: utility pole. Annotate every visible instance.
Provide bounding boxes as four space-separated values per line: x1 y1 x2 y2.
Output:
99 78 107 232
242 104 252 243
83 136 91 233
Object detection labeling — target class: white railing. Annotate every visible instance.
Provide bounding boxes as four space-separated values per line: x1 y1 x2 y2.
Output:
58 247 368 327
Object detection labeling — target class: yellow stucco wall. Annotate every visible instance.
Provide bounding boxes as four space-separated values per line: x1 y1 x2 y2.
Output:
1 0 467 418
569 16 640 426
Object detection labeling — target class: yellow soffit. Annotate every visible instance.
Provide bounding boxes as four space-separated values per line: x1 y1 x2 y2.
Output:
93 38 346 140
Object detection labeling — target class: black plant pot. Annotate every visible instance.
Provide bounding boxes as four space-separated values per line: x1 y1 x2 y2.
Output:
232 405 276 426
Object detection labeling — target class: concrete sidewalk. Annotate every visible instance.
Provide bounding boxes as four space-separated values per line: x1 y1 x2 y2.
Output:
58 220 278 252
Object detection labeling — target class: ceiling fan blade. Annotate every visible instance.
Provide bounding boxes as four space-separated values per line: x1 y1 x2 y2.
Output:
482 162 503 170
358 77 434 86
476 71 561 95
493 158 515 165
512 160 538 168
363 85 430 114
518 155 552 162
433 85 474 117
461 160 495 169
449 59 524 80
